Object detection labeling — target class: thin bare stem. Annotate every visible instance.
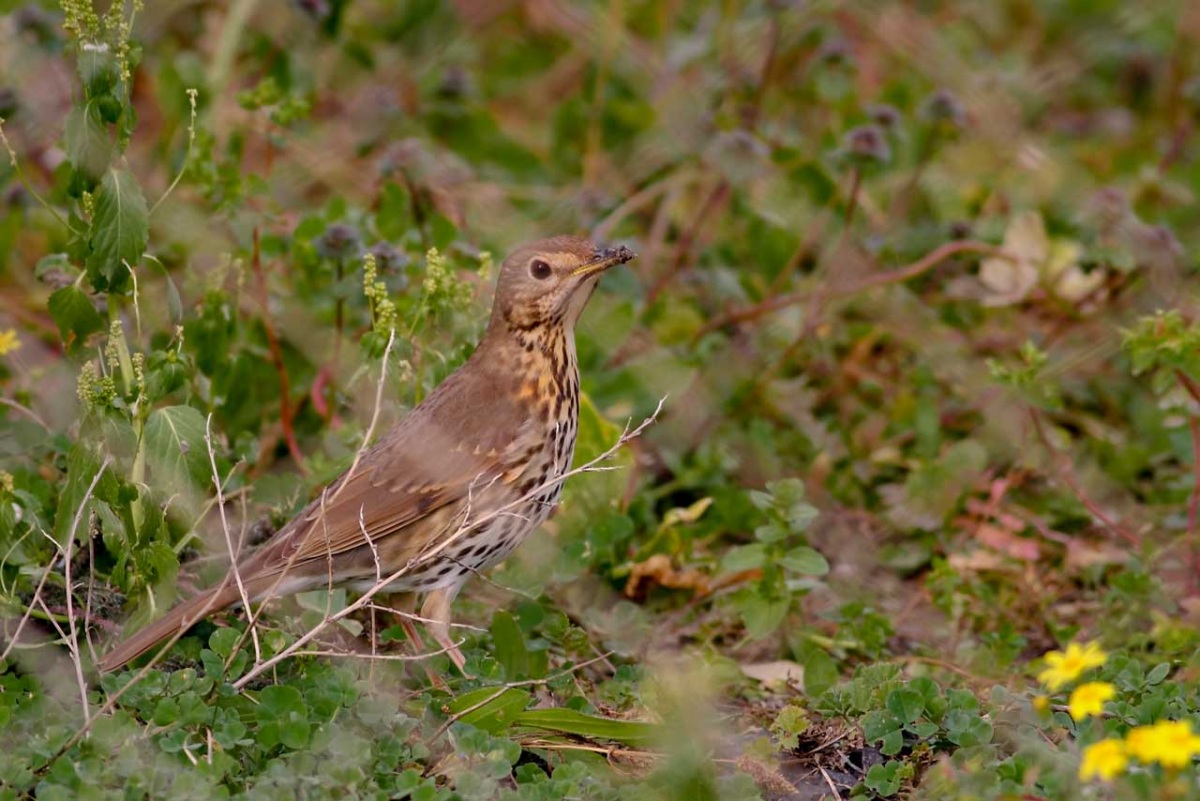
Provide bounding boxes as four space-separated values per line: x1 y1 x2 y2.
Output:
1028 409 1139 547
697 240 1011 338
206 413 260 663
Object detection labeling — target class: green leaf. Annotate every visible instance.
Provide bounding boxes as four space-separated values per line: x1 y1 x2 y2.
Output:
47 286 104 350
737 588 790 639
800 647 838 698
1145 662 1171 686
77 43 120 95
208 627 241 659
65 102 113 180
86 168 149 293
446 687 531 734
572 391 624 465
490 610 529 680
865 761 904 796
511 707 658 745
769 705 810 749
861 710 902 743
52 439 120 548
886 687 925 724
143 405 210 500
778 546 829 576
257 685 311 750
943 709 992 747
145 257 183 324
720 543 767 573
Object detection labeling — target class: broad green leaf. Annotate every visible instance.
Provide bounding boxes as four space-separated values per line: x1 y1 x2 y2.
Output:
64 102 113 180
47 286 104 350
865 761 904 796
257 685 311 750
52 439 120 548
490 610 529 680
885 687 925 724
143 405 209 498
737 589 790 639
1145 662 1171 686
86 168 149 293
446 687 531 734
943 709 993 747
800 646 838 698
511 707 659 745
77 43 120 95
861 710 902 744
572 390 624 465
720 543 767 573
778 546 829 576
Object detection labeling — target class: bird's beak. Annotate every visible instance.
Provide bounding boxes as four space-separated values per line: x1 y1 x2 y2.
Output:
572 245 637 277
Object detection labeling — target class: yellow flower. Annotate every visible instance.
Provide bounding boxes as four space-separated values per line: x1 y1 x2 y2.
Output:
1125 720 1200 769
0 328 20 356
1079 738 1127 782
1031 695 1050 715
1068 682 1115 722
1037 641 1107 691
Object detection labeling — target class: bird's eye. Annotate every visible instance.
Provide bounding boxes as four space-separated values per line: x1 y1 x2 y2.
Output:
529 259 552 280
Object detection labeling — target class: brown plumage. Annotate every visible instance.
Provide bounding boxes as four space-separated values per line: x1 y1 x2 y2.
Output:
97 236 635 673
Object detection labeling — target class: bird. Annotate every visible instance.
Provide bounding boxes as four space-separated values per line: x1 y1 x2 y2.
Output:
97 235 636 673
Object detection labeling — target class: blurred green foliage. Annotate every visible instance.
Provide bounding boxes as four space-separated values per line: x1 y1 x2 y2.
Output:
1 0 1200 798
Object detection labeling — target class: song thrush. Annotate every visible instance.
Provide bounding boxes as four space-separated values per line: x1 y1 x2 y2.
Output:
98 236 635 672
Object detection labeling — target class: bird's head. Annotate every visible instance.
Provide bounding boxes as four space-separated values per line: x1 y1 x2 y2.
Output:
489 235 635 334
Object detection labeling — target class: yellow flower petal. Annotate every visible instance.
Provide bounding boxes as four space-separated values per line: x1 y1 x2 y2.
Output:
0 329 20 356
1079 739 1127 782
1037 641 1107 691
1126 720 1200 769
1068 682 1115 722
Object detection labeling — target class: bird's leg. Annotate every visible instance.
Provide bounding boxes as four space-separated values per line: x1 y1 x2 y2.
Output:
384 592 447 687
382 593 423 651
420 583 468 673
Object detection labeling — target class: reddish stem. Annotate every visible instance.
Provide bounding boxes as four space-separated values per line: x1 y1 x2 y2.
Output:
697 240 1007 338
1028 409 1138 547
252 228 308 474
1175 369 1200 594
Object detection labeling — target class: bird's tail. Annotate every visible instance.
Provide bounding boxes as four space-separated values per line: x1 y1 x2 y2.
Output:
96 582 247 672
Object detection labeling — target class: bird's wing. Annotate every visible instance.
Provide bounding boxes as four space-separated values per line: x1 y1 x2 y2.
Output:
262 362 531 569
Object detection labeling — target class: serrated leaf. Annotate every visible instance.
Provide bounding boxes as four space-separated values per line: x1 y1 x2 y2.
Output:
77 42 119 94
35 253 81 285
47 286 104 350
53 439 120 549
65 102 113 180
86 168 148 293
511 707 658 745
143 405 209 503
